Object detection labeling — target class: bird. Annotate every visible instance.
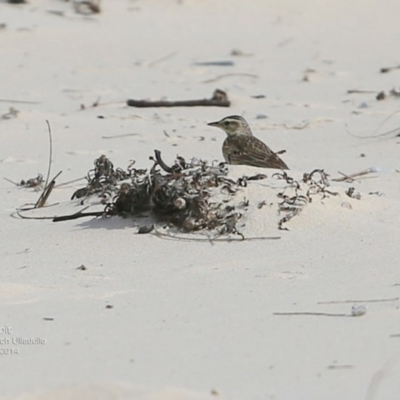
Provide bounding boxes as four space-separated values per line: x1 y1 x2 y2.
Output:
207 115 289 169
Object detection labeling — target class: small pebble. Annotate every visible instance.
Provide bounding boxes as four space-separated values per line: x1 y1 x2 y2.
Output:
351 304 367 317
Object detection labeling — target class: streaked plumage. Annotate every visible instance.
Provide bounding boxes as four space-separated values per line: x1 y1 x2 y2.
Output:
207 115 289 169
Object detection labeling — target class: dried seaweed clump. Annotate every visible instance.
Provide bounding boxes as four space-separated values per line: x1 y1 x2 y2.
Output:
274 169 336 229
72 153 249 234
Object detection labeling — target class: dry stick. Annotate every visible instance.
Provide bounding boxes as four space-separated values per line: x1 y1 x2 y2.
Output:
36 171 62 208
154 230 281 242
35 120 53 208
380 65 400 73
53 209 104 222
102 133 141 139
0 98 40 104
3 177 19 186
202 73 258 84
347 89 377 94
274 312 349 317
16 203 61 220
331 168 376 182
318 297 398 304
127 89 230 108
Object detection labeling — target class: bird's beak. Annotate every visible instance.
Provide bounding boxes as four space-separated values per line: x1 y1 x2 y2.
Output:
207 121 220 127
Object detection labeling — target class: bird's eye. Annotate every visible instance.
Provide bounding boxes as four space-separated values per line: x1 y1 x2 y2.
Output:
224 121 230 126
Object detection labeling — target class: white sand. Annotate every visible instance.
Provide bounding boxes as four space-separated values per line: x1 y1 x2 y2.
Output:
1 0 400 399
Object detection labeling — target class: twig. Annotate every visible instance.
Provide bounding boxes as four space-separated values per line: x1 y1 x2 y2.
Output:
274 312 349 317
16 203 60 220
194 61 234 66
127 89 230 108
43 121 53 194
53 209 104 222
154 229 281 242
202 73 258 84
35 171 62 208
0 98 40 104
380 65 400 73
3 177 19 186
347 89 377 94
35 121 55 208
318 297 398 304
102 133 141 139
332 168 377 182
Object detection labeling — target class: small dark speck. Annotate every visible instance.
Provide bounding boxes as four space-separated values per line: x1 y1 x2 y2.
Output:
105 305 113 309
97 115 105 119
77 264 87 270
43 317 54 321
252 95 266 99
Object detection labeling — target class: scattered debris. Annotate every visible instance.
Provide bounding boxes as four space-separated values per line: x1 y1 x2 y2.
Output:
1 107 19 120
80 96 101 110
73 0 101 15
127 89 230 108
380 65 400 73
376 87 400 100
345 187 361 200
4 174 44 189
368 191 383 196
275 169 335 230
251 95 266 99
230 49 253 56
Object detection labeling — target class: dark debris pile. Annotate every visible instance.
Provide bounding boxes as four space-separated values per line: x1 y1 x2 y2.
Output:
70 152 263 234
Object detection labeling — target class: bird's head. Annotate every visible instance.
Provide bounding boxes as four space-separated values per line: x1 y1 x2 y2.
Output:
207 115 253 137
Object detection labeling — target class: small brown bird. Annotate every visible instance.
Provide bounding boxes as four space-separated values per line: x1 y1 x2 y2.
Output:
207 115 289 169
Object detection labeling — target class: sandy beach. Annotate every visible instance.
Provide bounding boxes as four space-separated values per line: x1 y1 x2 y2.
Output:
1 0 400 399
